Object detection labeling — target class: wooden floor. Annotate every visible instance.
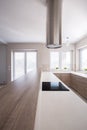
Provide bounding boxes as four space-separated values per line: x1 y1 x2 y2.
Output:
0 71 41 130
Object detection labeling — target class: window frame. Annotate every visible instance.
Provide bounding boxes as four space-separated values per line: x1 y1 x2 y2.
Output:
79 47 87 71
50 50 73 70
26 51 37 73
61 51 73 70
11 50 38 81
50 51 60 70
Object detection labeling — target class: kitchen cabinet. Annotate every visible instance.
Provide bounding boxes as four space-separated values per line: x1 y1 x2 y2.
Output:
55 72 87 99
54 73 71 87
71 74 87 99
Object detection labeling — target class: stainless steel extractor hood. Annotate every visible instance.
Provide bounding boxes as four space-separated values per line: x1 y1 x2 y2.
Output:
46 0 62 49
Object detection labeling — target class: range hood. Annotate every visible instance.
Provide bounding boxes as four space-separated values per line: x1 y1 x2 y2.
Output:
46 0 62 49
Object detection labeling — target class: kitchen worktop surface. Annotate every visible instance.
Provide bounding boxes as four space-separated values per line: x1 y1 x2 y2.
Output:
34 72 87 130
0 70 41 130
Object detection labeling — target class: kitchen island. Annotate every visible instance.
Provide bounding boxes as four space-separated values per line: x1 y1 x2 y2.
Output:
34 72 87 130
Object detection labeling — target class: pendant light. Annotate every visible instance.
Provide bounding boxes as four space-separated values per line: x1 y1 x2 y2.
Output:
46 0 62 48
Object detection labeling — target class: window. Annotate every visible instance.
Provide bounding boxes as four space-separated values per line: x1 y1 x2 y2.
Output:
61 51 71 70
79 47 87 71
26 52 37 73
14 52 25 80
12 51 37 81
50 52 59 69
50 51 72 70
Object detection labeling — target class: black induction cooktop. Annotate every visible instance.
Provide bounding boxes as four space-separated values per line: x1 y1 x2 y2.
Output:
42 82 69 91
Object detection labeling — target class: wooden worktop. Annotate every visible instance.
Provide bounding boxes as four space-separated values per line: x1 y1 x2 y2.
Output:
0 70 41 130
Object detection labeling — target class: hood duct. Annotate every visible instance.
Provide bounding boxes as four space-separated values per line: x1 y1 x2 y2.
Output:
46 0 62 49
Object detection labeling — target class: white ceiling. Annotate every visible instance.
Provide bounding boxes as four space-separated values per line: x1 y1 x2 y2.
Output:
0 0 87 44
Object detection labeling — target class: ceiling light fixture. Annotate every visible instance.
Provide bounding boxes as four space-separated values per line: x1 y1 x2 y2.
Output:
46 0 62 49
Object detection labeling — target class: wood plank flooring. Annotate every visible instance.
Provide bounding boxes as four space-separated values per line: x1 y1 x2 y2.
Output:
0 70 41 130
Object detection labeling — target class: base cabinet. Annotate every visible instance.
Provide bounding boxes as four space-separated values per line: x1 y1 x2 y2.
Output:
71 74 87 99
54 73 87 100
54 73 71 87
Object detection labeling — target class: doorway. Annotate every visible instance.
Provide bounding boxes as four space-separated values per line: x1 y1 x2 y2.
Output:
11 50 37 81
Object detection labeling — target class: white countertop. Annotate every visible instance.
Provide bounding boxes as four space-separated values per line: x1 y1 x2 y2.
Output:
71 71 87 78
34 72 87 130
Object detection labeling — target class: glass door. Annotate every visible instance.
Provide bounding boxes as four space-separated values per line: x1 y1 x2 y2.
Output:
12 51 37 81
26 51 37 73
13 52 25 80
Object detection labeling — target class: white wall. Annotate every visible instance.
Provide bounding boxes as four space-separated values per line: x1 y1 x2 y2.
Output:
7 43 75 82
76 36 87 49
0 44 7 84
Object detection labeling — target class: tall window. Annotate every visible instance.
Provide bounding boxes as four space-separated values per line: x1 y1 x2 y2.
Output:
50 52 59 69
14 52 25 80
79 47 87 71
50 51 72 70
61 51 71 70
26 52 37 73
12 51 37 81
